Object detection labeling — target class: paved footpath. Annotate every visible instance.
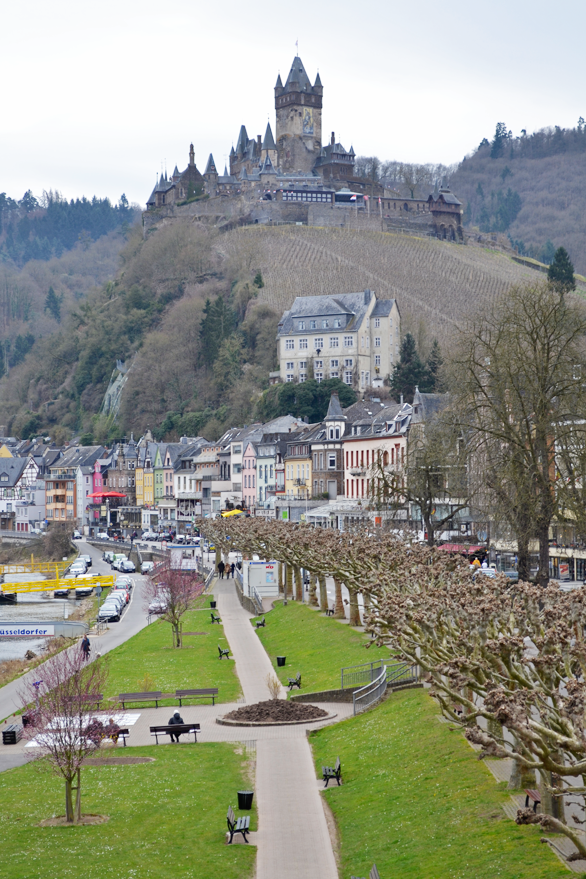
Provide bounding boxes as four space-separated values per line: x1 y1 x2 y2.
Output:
214 579 340 879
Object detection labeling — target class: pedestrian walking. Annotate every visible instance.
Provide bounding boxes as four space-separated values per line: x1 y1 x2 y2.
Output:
230 562 235 578
218 560 225 579
81 634 91 661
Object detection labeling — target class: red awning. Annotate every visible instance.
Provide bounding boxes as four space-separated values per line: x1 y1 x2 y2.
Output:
437 544 483 555
86 491 127 499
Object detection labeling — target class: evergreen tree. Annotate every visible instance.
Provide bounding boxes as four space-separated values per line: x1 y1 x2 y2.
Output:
199 296 235 366
548 246 576 292
490 122 512 159
44 286 62 322
390 333 433 403
427 339 443 391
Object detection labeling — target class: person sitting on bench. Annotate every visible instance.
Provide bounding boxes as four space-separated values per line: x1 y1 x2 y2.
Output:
168 710 184 742
104 717 120 744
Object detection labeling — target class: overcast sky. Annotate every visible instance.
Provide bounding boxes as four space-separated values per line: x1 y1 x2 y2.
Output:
2 0 584 207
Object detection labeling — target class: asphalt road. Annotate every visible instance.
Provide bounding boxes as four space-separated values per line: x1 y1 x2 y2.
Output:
0 537 150 725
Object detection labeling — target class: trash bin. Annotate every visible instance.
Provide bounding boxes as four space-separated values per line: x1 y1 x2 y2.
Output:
210 600 217 609
276 656 286 667
237 790 254 810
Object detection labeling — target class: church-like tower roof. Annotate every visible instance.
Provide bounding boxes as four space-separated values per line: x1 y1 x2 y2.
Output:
284 56 314 93
262 123 276 151
205 154 217 174
236 125 249 155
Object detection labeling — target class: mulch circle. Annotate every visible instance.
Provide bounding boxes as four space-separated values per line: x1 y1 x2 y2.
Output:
39 814 109 826
222 699 329 726
83 756 154 766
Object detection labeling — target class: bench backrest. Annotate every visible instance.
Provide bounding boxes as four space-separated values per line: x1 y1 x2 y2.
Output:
150 724 200 733
218 646 228 653
176 688 218 696
335 757 341 773
370 865 380 879
119 691 163 700
227 805 236 828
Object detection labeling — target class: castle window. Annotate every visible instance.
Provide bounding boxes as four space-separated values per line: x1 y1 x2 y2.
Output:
322 320 329 328
334 319 342 328
374 318 380 328
375 355 381 366
286 362 294 370
329 337 339 348
330 359 339 368
285 339 295 350
310 320 317 329
314 337 324 349
344 371 353 384
344 358 353 367
314 360 323 368
375 337 381 347
299 338 308 349
330 371 339 378
315 372 323 383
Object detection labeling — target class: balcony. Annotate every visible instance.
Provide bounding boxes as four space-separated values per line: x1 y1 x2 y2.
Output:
293 479 306 486
349 469 366 478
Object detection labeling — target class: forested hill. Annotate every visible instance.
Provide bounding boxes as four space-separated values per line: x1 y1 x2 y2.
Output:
0 190 137 267
449 121 586 274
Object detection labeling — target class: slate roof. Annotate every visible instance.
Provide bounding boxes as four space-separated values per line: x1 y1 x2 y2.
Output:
412 389 449 423
284 56 314 93
204 154 217 174
371 298 397 317
0 457 28 488
430 186 462 206
325 393 345 421
278 290 375 335
262 123 276 151
235 125 249 155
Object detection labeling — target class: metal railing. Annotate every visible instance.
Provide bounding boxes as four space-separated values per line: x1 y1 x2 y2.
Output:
250 583 263 614
353 665 388 715
341 658 387 690
386 662 418 689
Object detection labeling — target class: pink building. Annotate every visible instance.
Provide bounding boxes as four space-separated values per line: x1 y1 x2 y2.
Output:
343 404 411 501
242 442 258 510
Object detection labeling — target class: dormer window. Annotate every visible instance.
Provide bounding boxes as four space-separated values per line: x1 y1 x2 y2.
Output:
298 321 305 330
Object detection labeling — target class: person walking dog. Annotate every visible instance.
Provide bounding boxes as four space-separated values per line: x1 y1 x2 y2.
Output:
81 634 91 661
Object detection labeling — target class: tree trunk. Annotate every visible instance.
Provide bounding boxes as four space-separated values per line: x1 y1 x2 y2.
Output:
508 759 536 791
517 533 531 582
294 566 303 602
74 767 81 823
348 588 361 626
215 546 221 571
65 776 74 824
172 623 181 648
333 578 344 618
319 575 328 612
285 565 293 599
309 574 318 606
536 520 550 588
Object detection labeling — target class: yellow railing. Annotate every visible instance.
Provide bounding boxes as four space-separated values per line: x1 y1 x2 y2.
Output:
0 560 69 578
0 575 114 595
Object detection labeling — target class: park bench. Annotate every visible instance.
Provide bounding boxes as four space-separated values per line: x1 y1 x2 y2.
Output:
64 694 104 710
211 612 221 624
287 672 302 691
226 805 250 844
41 726 129 747
149 723 200 744
524 788 541 812
175 688 218 706
2 723 23 745
118 691 164 709
351 865 380 879
255 618 266 628
322 757 342 787
325 605 335 617
218 646 230 659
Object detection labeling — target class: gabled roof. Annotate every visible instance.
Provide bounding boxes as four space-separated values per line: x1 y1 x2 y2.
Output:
371 298 396 317
0 457 28 487
412 389 449 423
260 154 276 175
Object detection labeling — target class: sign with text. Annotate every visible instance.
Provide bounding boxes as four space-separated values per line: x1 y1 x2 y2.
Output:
0 625 55 637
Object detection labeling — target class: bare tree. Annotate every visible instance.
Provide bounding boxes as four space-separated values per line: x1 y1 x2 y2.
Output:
19 648 109 824
144 560 204 647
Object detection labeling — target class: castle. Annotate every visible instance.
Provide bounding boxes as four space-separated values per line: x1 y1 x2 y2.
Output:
145 55 463 241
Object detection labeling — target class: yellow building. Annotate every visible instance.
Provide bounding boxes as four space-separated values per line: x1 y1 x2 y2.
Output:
135 466 144 507
143 470 154 506
0 444 13 458
284 432 313 499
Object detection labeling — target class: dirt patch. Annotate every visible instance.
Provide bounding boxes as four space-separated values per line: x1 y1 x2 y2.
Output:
39 814 109 826
83 756 154 766
224 699 328 724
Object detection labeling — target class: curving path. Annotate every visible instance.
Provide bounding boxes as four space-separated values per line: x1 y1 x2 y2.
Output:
214 578 340 879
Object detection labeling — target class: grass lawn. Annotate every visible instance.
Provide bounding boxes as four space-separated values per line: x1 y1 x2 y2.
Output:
0 743 256 879
310 688 571 879
104 599 241 706
252 601 391 693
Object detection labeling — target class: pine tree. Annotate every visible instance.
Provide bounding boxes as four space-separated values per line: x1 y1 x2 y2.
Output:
199 296 235 366
547 246 576 292
427 339 443 391
390 333 433 403
44 286 62 322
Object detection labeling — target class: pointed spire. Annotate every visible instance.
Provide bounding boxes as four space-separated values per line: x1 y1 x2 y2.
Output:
314 71 322 88
236 125 249 155
205 153 217 175
223 165 228 176
262 122 277 152
285 56 312 92
325 393 344 421
275 73 283 88
189 143 195 166
229 145 235 157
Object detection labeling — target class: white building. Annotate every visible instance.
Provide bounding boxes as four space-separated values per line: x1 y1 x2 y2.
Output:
276 290 400 390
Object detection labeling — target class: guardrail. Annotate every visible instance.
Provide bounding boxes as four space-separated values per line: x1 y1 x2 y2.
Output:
353 665 388 715
386 662 418 689
250 583 263 615
341 658 387 690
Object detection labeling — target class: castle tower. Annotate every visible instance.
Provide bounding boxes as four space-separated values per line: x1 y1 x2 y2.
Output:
203 154 219 194
189 143 195 166
275 57 322 174
261 122 278 168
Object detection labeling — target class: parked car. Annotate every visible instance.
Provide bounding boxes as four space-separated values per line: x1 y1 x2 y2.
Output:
69 562 88 576
79 554 92 568
148 597 167 615
72 530 82 540
142 531 158 541
114 575 134 591
119 560 135 573
98 603 121 622
110 555 128 571
141 561 155 575
111 587 129 604
97 531 109 539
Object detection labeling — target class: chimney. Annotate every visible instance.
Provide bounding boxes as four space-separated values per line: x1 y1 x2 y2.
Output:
400 394 404 405
331 132 335 145
257 135 262 147
189 143 195 166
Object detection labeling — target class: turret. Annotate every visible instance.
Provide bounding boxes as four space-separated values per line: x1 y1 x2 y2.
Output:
189 143 195 166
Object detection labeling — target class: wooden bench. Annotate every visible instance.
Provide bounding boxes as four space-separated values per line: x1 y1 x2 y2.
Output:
211 612 221 624
176 688 218 706
325 605 335 616
351 865 380 879
255 618 266 628
322 757 342 787
288 672 302 691
42 726 129 747
149 723 200 744
524 788 541 812
226 805 250 844
2 723 23 745
64 694 104 710
101 727 129 747
218 646 230 659
118 691 164 709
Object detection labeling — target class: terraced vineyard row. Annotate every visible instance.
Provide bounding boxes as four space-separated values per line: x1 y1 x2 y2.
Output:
219 226 581 341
